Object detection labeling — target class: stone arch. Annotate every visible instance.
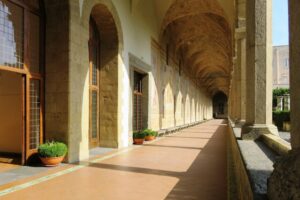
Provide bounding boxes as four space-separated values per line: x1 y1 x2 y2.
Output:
82 0 124 52
162 83 175 128
185 94 191 123
85 1 123 148
176 91 183 125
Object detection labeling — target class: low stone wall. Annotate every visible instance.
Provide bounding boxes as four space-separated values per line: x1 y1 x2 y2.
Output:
227 125 253 200
157 120 207 137
227 121 285 200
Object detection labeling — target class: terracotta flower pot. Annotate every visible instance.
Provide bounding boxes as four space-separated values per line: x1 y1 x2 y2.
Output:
133 138 144 145
40 156 64 167
145 135 155 141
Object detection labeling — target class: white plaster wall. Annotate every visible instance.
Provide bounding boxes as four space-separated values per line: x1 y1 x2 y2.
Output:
65 0 214 162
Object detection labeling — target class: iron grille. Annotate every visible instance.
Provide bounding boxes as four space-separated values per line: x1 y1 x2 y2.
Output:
29 79 40 149
91 90 98 138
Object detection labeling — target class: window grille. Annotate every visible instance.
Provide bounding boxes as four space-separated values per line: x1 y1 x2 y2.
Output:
0 0 24 69
29 79 40 149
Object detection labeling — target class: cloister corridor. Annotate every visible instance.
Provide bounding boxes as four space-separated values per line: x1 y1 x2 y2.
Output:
0 120 227 200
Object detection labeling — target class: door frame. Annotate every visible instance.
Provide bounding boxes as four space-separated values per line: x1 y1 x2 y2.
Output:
0 68 44 165
0 0 45 164
88 17 100 149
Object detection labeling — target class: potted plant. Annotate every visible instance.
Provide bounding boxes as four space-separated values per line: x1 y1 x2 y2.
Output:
38 141 68 166
143 129 158 141
133 131 146 145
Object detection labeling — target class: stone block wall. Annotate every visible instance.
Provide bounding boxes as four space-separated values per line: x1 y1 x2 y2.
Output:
44 0 70 152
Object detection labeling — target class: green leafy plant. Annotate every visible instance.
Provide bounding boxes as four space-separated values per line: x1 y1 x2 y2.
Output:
38 141 68 158
133 131 146 139
273 88 290 108
273 88 290 97
142 129 158 137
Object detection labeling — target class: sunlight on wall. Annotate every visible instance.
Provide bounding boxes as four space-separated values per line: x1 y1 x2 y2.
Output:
120 55 130 147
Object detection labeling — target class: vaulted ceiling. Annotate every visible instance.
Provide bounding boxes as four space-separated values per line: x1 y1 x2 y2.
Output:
160 0 234 96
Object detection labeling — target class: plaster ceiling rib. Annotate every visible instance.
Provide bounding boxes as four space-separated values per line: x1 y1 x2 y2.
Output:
171 14 231 53
161 0 233 95
187 49 230 75
161 0 229 35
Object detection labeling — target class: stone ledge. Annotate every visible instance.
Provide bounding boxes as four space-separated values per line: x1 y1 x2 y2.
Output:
261 134 291 156
157 120 207 137
229 123 280 200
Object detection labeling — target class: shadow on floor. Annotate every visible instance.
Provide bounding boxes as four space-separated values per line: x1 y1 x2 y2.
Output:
86 120 228 200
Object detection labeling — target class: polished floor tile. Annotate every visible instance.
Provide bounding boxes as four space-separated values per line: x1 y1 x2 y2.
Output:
1 120 227 200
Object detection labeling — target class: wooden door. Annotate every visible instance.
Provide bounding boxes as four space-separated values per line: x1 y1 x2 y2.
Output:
88 18 100 149
0 0 44 164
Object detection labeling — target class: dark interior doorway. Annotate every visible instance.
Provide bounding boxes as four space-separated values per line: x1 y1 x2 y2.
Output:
213 91 228 119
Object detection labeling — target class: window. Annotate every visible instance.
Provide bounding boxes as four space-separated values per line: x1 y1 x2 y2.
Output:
181 98 184 118
284 58 289 68
89 17 100 148
162 89 165 118
174 95 176 116
0 0 24 69
133 71 144 131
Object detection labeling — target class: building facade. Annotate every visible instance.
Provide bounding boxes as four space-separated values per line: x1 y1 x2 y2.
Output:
273 45 289 88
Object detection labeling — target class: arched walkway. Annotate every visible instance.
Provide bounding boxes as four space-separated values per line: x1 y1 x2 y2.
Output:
0 120 227 200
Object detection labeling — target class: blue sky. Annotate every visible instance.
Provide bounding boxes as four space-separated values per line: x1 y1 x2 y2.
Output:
272 0 289 46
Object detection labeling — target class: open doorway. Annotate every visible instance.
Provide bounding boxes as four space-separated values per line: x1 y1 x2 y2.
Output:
0 71 23 164
213 92 228 119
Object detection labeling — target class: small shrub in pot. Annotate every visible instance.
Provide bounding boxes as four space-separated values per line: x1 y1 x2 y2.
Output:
143 129 158 141
133 131 146 145
38 141 68 166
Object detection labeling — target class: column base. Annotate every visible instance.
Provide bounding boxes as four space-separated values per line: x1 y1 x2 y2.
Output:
228 117 236 127
241 124 279 140
234 119 246 128
268 148 300 200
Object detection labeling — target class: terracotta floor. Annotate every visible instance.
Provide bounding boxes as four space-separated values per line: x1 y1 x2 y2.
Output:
0 163 19 173
1 120 227 200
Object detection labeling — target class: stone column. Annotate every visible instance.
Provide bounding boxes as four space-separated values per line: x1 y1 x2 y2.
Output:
268 1 300 199
233 57 241 122
44 0 71 156
242 0 278 139
283 95 290 111
228 73 235 122
276 96 283 111
231 60 237 121
289 0 300 149
235 27 246 127
240 38 247 121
